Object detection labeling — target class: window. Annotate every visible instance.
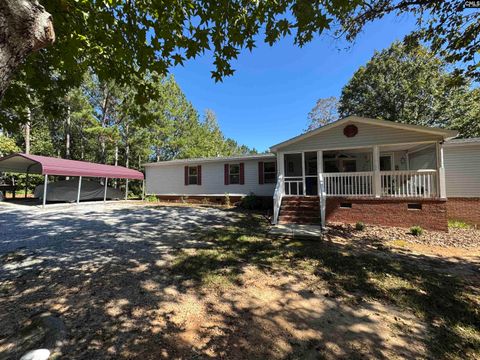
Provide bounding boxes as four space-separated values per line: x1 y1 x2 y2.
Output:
229 164 240 184
188 166 198 185
263 162 276 183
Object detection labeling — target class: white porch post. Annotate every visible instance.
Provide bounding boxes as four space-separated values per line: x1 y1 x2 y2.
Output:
142 179 145 201
277 152 285 195
373 146 381 198
317 150 324 173
301 152 306 195
76 176 82 204
42 174 48 208
436 142 447 199
317 150 323 192
125 179 129 200
104 177 108 203
277 152 284 177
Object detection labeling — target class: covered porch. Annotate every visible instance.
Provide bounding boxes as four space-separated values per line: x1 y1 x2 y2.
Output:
277 141 446 199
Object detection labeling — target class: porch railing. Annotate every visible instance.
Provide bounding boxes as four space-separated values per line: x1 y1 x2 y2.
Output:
380 170 437 198
323 172 373 197
284 177 303 196
280 170 438 200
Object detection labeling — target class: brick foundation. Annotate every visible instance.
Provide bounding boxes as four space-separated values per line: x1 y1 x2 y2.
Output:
152 195 273 208
326 197 448 231
446 197 480 226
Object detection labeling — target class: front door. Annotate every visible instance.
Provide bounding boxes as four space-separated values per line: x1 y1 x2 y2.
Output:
380 155 393 171
304 151 318 195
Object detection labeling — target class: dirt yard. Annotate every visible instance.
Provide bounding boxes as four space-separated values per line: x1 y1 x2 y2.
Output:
0 202 479 359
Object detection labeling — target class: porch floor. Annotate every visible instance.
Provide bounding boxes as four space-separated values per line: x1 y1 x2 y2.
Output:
269 224 323 240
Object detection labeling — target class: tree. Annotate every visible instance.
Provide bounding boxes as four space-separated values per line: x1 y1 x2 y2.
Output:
338 42 478 136
0 133 19 156
337 1 479 81
306 96 339 131
1 0 478 116
0 0 55 98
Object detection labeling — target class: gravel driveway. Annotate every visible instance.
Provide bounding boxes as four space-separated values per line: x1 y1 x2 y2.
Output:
0 202 237 280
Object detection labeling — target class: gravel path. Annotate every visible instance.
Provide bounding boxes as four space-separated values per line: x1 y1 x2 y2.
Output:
0 202 238 280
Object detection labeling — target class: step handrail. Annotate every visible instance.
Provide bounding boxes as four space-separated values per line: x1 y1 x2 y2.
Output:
318 173 326 230
272 174 284 225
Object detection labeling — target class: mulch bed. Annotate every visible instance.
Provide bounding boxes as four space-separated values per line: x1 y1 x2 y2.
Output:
326 223 480 249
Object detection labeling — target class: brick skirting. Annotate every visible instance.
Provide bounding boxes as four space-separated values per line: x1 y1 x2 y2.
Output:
446 197 480 226
326 197 448 231
152 195 273 208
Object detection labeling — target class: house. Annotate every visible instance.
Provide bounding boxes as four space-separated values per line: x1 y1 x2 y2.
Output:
144 116 480 231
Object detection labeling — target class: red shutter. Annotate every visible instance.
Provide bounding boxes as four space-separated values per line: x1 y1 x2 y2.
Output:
240 163 245 185
224 164 229 185
197 165 202 185
184 166 189 186
258 161 264 184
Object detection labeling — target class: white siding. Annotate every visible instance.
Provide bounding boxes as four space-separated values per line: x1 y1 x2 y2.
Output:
444 144 480 197
278 121 442 152
145 159 276 197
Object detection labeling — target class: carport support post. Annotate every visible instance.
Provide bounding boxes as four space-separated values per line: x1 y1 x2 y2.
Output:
142 180 145 201
76 176 82 204
25 171 29 199
42 174 48 208
103 177 108 203
125 179 129 201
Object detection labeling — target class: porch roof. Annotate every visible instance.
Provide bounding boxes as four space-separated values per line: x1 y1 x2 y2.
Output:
270 116 458 152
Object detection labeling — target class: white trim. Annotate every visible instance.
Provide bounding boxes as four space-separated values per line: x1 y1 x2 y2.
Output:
277 140 438 154
145 193 260 197
270 116 457 151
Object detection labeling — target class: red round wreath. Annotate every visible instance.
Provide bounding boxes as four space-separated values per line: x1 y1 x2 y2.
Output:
343 124 358 137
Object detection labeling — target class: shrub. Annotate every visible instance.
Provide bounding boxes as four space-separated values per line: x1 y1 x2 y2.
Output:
448 220 471 229
145 195 157 203
355 221 365 231
202 197 209 205
240 193 259 210
410 226 423 236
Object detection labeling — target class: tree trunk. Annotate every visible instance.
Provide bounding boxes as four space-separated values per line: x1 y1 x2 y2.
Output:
0 0 55 99
65 104 70 159
114 145 118 188
24 107 30 154
125 123 129 168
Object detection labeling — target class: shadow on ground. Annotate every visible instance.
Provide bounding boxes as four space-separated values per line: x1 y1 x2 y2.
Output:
0 204 478 359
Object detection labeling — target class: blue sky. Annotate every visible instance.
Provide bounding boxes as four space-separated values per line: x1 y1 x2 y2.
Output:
172 14 418 152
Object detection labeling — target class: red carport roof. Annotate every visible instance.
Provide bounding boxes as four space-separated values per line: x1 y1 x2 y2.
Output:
0 153 144 180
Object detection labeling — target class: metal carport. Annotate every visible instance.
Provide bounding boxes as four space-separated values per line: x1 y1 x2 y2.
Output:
0 153 144 207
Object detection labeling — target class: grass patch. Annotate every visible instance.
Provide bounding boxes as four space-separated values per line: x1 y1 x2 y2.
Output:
390 239 409 247
448 219 472 229
171 212 480 359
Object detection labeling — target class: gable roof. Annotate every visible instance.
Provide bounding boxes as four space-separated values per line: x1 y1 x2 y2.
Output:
143 153 275 167
0 153 144 180
269 116 458 152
